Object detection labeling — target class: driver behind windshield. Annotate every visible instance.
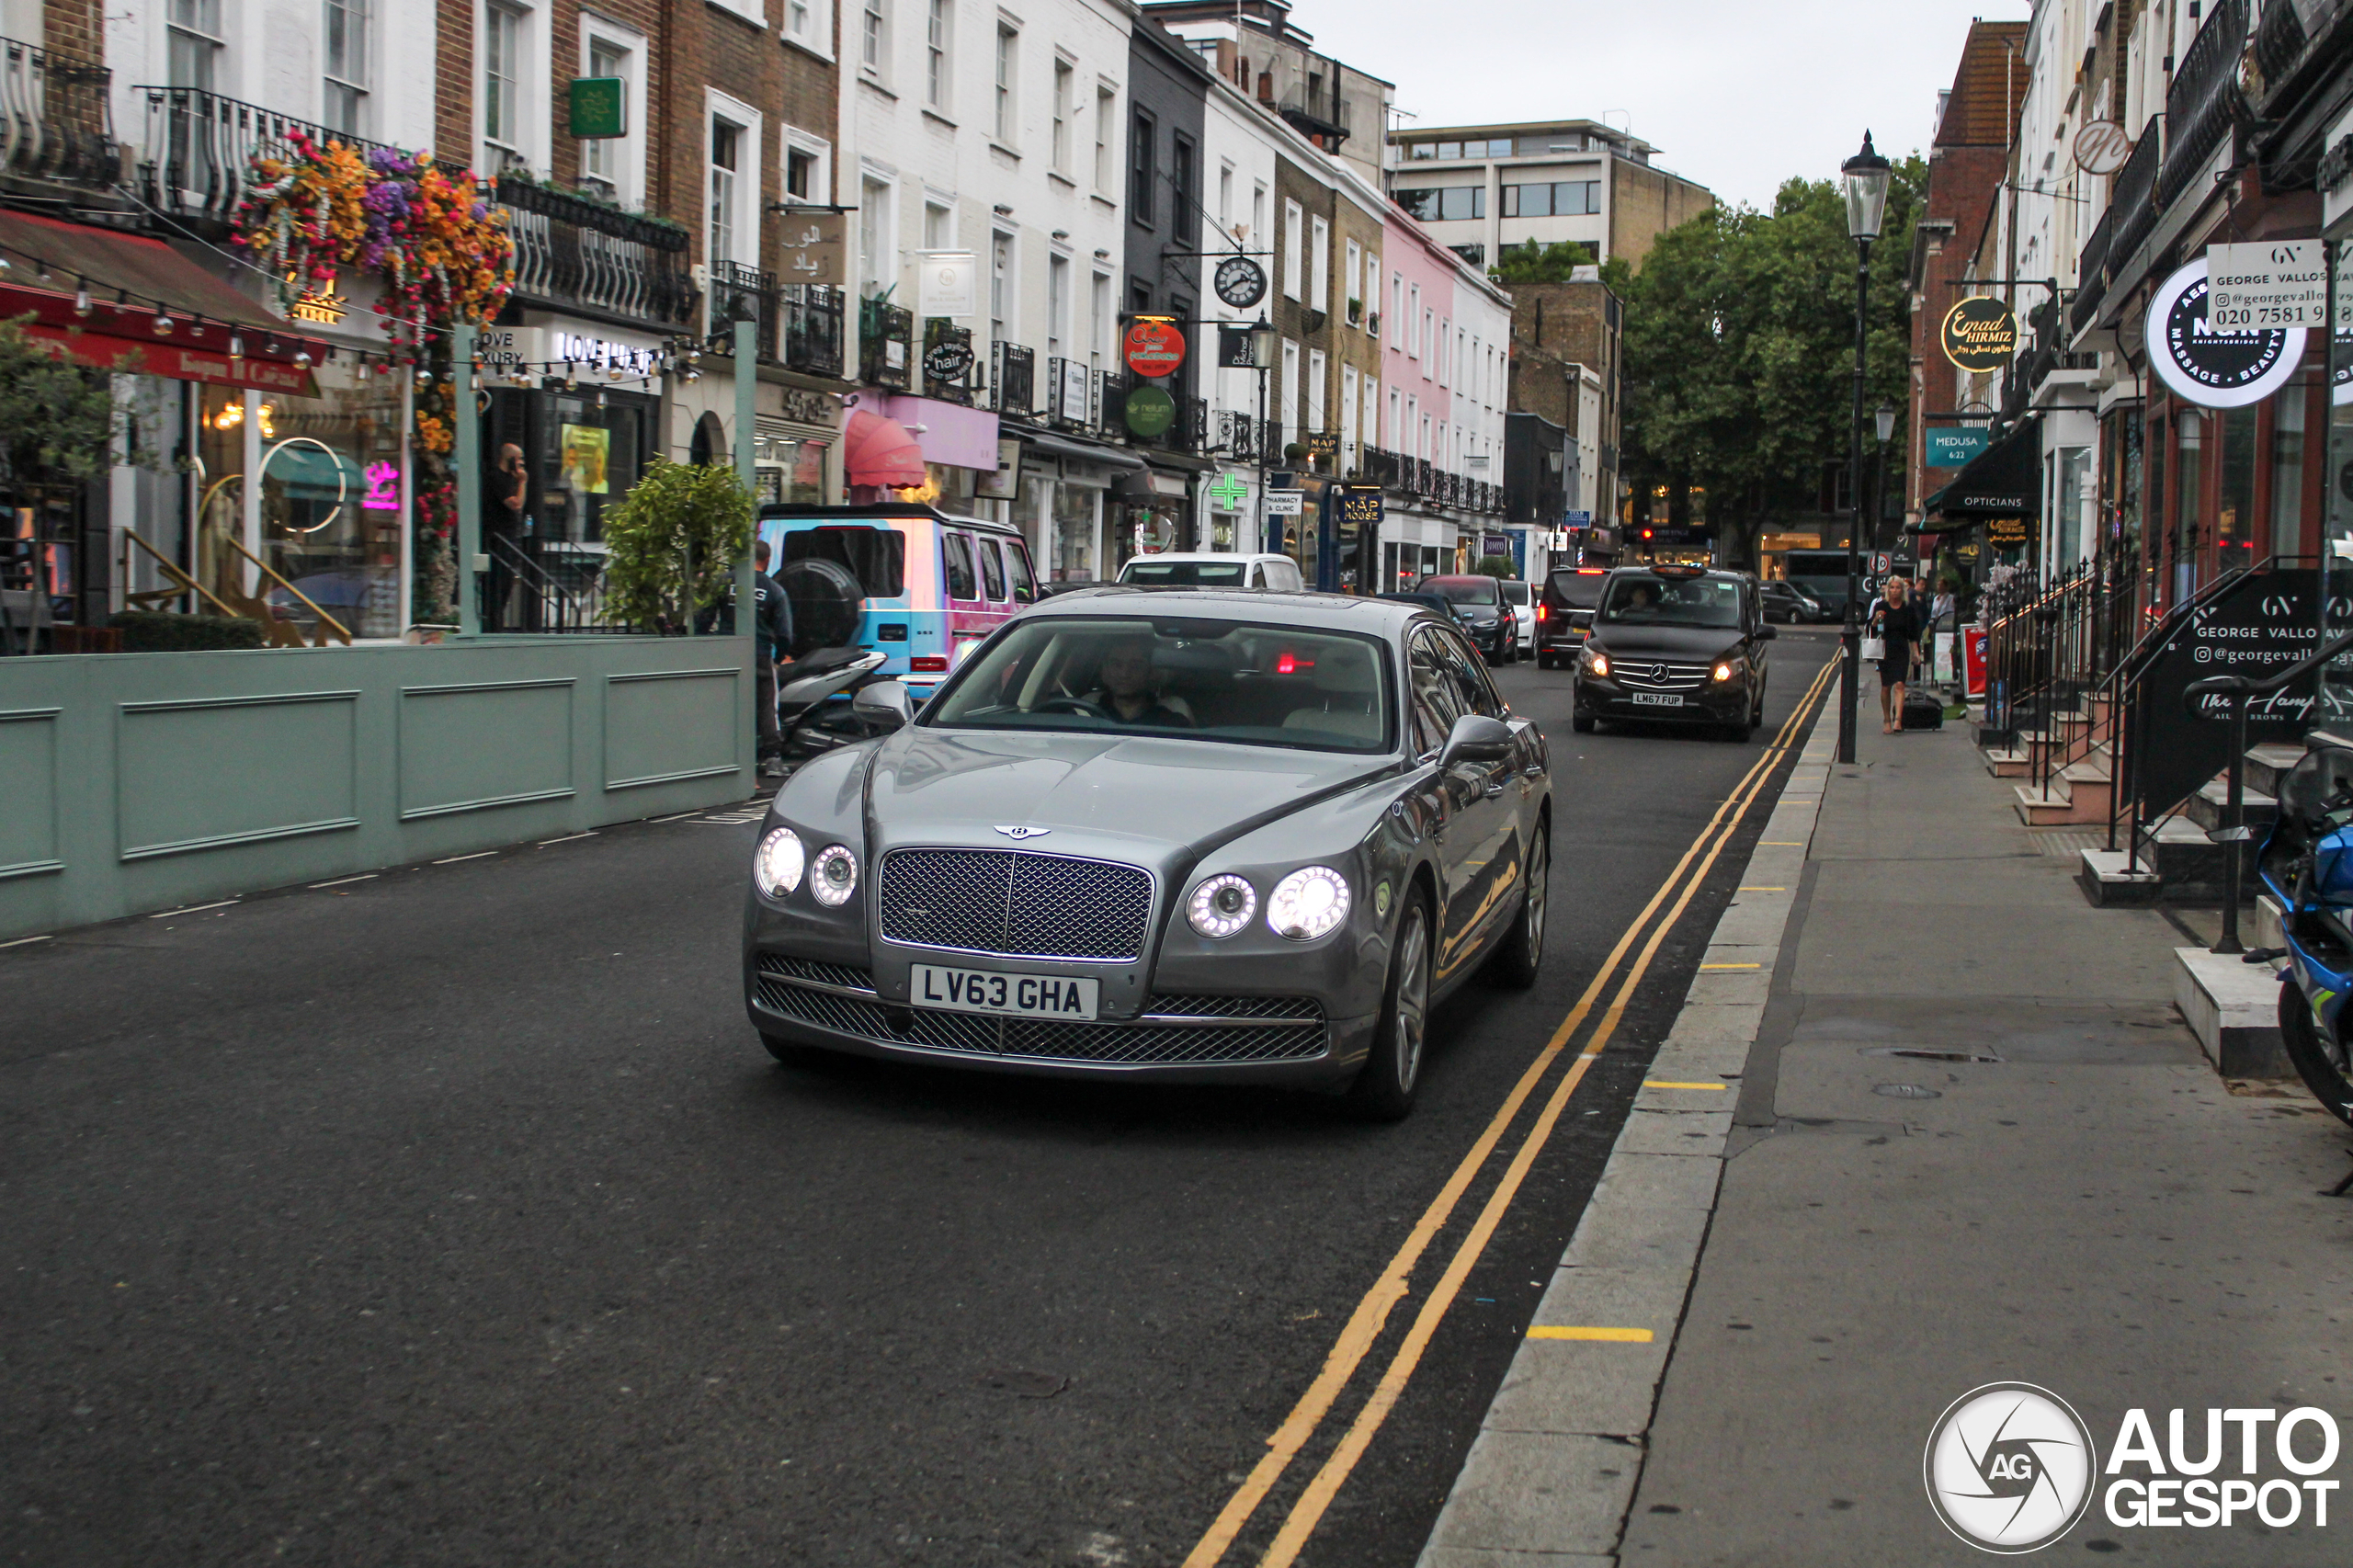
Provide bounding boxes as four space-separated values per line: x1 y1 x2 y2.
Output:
1084 635 1195 726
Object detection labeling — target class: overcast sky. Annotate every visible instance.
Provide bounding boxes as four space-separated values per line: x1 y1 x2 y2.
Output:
1299 0 2032 211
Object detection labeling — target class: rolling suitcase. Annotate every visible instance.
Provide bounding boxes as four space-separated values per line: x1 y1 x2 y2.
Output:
1901 690 1945 731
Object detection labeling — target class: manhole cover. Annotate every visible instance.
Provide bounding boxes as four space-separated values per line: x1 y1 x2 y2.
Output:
1872 1083 1941 1099
1861 1047 2002 1063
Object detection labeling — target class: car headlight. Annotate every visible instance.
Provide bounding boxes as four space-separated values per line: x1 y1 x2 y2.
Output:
810 843 859 906
1188 874 1257 938
1267 866 1350 941
1712 659 1737 683
1586 650 1610 677
755 826 806 898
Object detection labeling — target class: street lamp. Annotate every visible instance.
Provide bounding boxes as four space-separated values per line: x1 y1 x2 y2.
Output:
1247 316 1279 555
1836 131 1892 765
1872 403 1896 554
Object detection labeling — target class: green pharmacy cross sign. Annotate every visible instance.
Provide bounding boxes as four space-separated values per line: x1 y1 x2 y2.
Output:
1206 472 1251 509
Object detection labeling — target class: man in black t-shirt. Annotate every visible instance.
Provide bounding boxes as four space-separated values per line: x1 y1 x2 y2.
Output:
753 540 796 774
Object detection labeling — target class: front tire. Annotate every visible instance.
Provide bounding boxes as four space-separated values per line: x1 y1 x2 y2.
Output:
1488 824 1548 988
2280 980 2353 1128
1349 896 1432 1121
1572 711 1596 733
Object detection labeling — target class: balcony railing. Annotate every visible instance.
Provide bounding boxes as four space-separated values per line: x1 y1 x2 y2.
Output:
2157 0 2247 211
1278 90 1350 145
990 341 1036 416
710 261 776 358
1357 447 1502 513
2108 114 2165 267
2070 206 2112 335
136 84 395 228
2 37 114 188
858 298 913 388
781 285 845 379
497 176 697 330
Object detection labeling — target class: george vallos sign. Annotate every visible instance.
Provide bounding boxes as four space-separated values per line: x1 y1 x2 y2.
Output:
2147 259 2309 408
1941 297 2018 372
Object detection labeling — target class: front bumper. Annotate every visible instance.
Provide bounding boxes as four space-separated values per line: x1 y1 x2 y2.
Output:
1576 673 1749 723
745 949 1375 1086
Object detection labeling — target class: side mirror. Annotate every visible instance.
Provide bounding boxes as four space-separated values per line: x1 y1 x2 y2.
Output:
1756 623 1777 641
1439 712 1513 767
852 680 915 732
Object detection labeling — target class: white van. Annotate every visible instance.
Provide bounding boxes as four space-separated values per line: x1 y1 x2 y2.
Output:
1116 552 1307 591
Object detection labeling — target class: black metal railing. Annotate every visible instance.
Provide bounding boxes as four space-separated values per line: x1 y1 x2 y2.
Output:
710 261 776 358
482 534 619 634
2070 206 2112 335
781 284 845 378
1095 369 1128 438
990 341 1035 415
497 176 697 329
2109 115 2165 267
1277 91 1349 144
859 298 913 388
2 37 114 188
2157 0 2247 210
2254 0 2316 86
136 84 395 228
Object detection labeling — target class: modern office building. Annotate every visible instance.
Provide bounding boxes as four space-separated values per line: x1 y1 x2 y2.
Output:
1383 118 1713 270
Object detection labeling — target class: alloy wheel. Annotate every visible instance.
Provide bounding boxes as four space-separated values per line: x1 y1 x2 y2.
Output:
1523 829 1548 960
1394 905 1430 1092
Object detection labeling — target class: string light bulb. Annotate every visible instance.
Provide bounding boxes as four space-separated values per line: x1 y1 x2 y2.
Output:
152 310 174 335
73 279 90 317
228 334 244 362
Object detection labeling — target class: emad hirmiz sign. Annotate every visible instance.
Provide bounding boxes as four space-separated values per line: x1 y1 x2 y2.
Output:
2147 258 2308 408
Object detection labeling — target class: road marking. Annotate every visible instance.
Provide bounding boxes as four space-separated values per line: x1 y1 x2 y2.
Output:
1759 841 1805 846
538 832 597 846
1193 654 1840 1568
0 934 52 949
309 874 378 889
1698 962 1760 970
432 851 497 865
650 811 702 824
1528 1326 1654 1343
1738 885 1786 892
149 900 238 919
1644 1081 1729 1090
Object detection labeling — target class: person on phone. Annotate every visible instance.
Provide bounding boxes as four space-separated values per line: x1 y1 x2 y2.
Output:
1870 576 1925 734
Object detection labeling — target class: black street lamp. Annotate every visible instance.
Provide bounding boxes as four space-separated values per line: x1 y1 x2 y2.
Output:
1837 131 1892 765
1872 402 1896 552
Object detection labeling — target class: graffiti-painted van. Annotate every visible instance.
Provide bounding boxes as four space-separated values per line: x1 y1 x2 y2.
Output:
756 503 1040 701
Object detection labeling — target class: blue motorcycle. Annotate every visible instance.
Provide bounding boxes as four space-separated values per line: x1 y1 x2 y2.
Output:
2259 740 2353 1126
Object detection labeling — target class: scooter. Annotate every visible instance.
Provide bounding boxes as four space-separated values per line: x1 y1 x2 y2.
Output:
767 646 892 772
2256 737 2353 1128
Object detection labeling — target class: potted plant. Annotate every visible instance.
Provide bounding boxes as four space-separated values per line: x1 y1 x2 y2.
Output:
599 459 755 633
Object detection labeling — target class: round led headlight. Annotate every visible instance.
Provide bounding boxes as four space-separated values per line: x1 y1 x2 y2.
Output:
810 843 859 906
1586 651 1610 677
1267 866 1351 941
754 826 806 898
1188 874 1257 938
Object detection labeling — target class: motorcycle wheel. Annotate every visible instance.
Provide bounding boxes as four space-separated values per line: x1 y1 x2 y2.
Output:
2279 978 2353 1128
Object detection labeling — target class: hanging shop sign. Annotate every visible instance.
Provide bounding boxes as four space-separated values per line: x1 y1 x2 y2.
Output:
1926 426 1990 467
923 335 975 383
1055 357 1092 424
1213 255 1267 310
1216 324 1262 369
1986 516 2030 546
777 211 847 286
1336 484 1383 528
1206 472 1251 509
569 76 627 139
2146 258 2308 408
1305 430 1339 457
2207 239 2325 329
1123 382 1176 437
1124 317 1187 378
1940 297 2019 373
1265 488 1305 516
2072 119 2131 176
916 251 978 318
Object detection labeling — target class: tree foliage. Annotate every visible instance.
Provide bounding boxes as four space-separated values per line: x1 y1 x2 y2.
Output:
598 458 755 632
0 315 140 484
1488 240 1597 285
1616 159 1925 551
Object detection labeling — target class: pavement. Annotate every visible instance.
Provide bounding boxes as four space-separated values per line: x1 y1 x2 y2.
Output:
1417 702 2353 1564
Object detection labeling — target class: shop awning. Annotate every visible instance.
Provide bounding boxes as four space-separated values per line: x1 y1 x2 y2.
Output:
844 409 927 487
1918 415 2040 526
1016 426 1147 472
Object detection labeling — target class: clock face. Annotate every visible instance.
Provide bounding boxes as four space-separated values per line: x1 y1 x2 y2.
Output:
1214 256 1267 309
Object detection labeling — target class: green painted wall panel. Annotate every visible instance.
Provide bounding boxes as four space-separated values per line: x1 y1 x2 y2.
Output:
602 668 742 790
0 708 62 880
116 691 360 860
399 678 576 820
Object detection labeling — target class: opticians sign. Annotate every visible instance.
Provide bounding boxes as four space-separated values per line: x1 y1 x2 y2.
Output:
2147 258 2308 409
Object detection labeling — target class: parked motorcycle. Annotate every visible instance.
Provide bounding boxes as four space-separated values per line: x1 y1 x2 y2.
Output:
2256 738 2353 1127
770 645 893 768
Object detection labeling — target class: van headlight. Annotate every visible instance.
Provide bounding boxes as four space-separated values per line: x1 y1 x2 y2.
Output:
1188 874 1257 937
1586 650 1610 677
1712 659 1737 683
755 827 806 898
1267 866 1350 941
811 844 859 906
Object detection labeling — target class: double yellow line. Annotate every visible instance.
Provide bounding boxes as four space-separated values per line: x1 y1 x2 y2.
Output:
1182 654 1839 1568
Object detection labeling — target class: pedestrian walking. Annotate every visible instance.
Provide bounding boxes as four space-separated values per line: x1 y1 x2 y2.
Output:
1868 576 1925 734
753 540 795 776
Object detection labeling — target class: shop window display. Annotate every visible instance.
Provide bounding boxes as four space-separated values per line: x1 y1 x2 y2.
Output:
1050 478 1096 582
260 359 407 639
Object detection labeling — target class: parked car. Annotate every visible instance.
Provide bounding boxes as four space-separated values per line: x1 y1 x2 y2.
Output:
757 503 1039 703
743 589 1552 1119
1498 578 1536 658
1116 552 1306 590
1537 565 1610 668
1572 563 1774 741
1415 574 1517 664
1758 579 1827 624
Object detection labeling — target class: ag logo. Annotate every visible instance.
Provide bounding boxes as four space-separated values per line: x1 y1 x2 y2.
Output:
1924 1383 2097 1552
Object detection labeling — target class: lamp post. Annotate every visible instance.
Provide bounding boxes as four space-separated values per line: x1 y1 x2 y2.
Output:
1837 131 1892 765
1247 316 1279 555
1871 402 1896 555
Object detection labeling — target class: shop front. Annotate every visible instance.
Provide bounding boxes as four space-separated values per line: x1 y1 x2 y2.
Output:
755 383 847 506
1109 470 1197 577
1014 429 1143 584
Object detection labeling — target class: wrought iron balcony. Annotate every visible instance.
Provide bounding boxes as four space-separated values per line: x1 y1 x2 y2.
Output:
989 341 1036 416
1211 409 1281 462
2 37 115 189
2069 207 2112 336
858 298 913 389
1278 90 1350 147
782 285 845 379
2157 0 2247 211
2108 115 2165 268
135 84 394 230
710 261 776 358
496 176 697 331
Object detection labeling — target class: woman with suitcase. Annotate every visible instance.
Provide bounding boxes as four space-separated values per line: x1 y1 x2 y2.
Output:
1867 577 1927 734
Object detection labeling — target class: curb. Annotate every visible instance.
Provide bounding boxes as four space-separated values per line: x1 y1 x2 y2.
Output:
1415 703 1836 1567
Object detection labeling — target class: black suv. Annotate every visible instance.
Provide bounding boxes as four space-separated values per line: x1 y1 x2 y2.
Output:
1537 566 1610 668
1414 574 1517 664
1571 564 1774 741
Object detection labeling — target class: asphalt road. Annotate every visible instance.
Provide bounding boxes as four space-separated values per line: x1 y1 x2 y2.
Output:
0 627 1841 1568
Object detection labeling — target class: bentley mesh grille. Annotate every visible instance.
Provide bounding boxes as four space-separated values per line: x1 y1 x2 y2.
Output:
1143 994 1323 1020
877 848 1154 961
756 954 877 993
754 977 1326 1065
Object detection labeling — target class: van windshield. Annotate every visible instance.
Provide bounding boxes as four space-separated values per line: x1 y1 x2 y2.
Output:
1122 559 1250 586
778 525 907 597
1598 575 1742 629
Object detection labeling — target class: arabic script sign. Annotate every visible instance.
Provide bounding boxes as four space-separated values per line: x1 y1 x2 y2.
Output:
776 210 847 286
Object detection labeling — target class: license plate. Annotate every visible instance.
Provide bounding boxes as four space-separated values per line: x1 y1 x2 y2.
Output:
1630 692 1684 707
911 964 1100 1020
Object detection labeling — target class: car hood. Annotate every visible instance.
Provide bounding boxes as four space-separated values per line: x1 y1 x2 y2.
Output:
1587 624 1750 661
866 725 1395 859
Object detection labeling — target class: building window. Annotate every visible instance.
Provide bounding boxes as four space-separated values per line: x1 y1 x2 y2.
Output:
1364 250 1378 327
1218 163 1233 231
579 36 629 195
168 0 222 90
1448 244 1484 267
1344 238 1361 320
926 0 949 110
1393 187 1483 222
1091 270 1110 372
862 0 886 73
994 24 1017 142
786 0 824 52
483 3 523 152
1282 199 1302 299
1172 134 1195 227
1094 86 1115 190
1406 283 1419 357
990 228 1013 342
1048 253 1069 359
1391 273 1403 347
1306 347 1325 437
1130 109 1155 224
1251 184 1266 245
1280 338 1300 434
1502 180 1600 218
859 174 892 297
324 0 369 134
786 144 819 200
923 199 951 249
710 119 743 266
1051 58 1074 172
1310 215 1329 312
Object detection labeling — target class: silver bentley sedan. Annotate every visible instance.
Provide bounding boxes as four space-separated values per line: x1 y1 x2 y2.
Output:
741 589 1552 1118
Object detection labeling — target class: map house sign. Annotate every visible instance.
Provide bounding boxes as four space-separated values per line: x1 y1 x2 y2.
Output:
1941 297 2019 373
2148 258 2308 408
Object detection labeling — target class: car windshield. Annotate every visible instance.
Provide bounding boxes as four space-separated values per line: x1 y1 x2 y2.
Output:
1120 559 1249 586
926 616 1392 752
1598 575 1743 629
1422 576 1499 605
1548 572 1608 608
